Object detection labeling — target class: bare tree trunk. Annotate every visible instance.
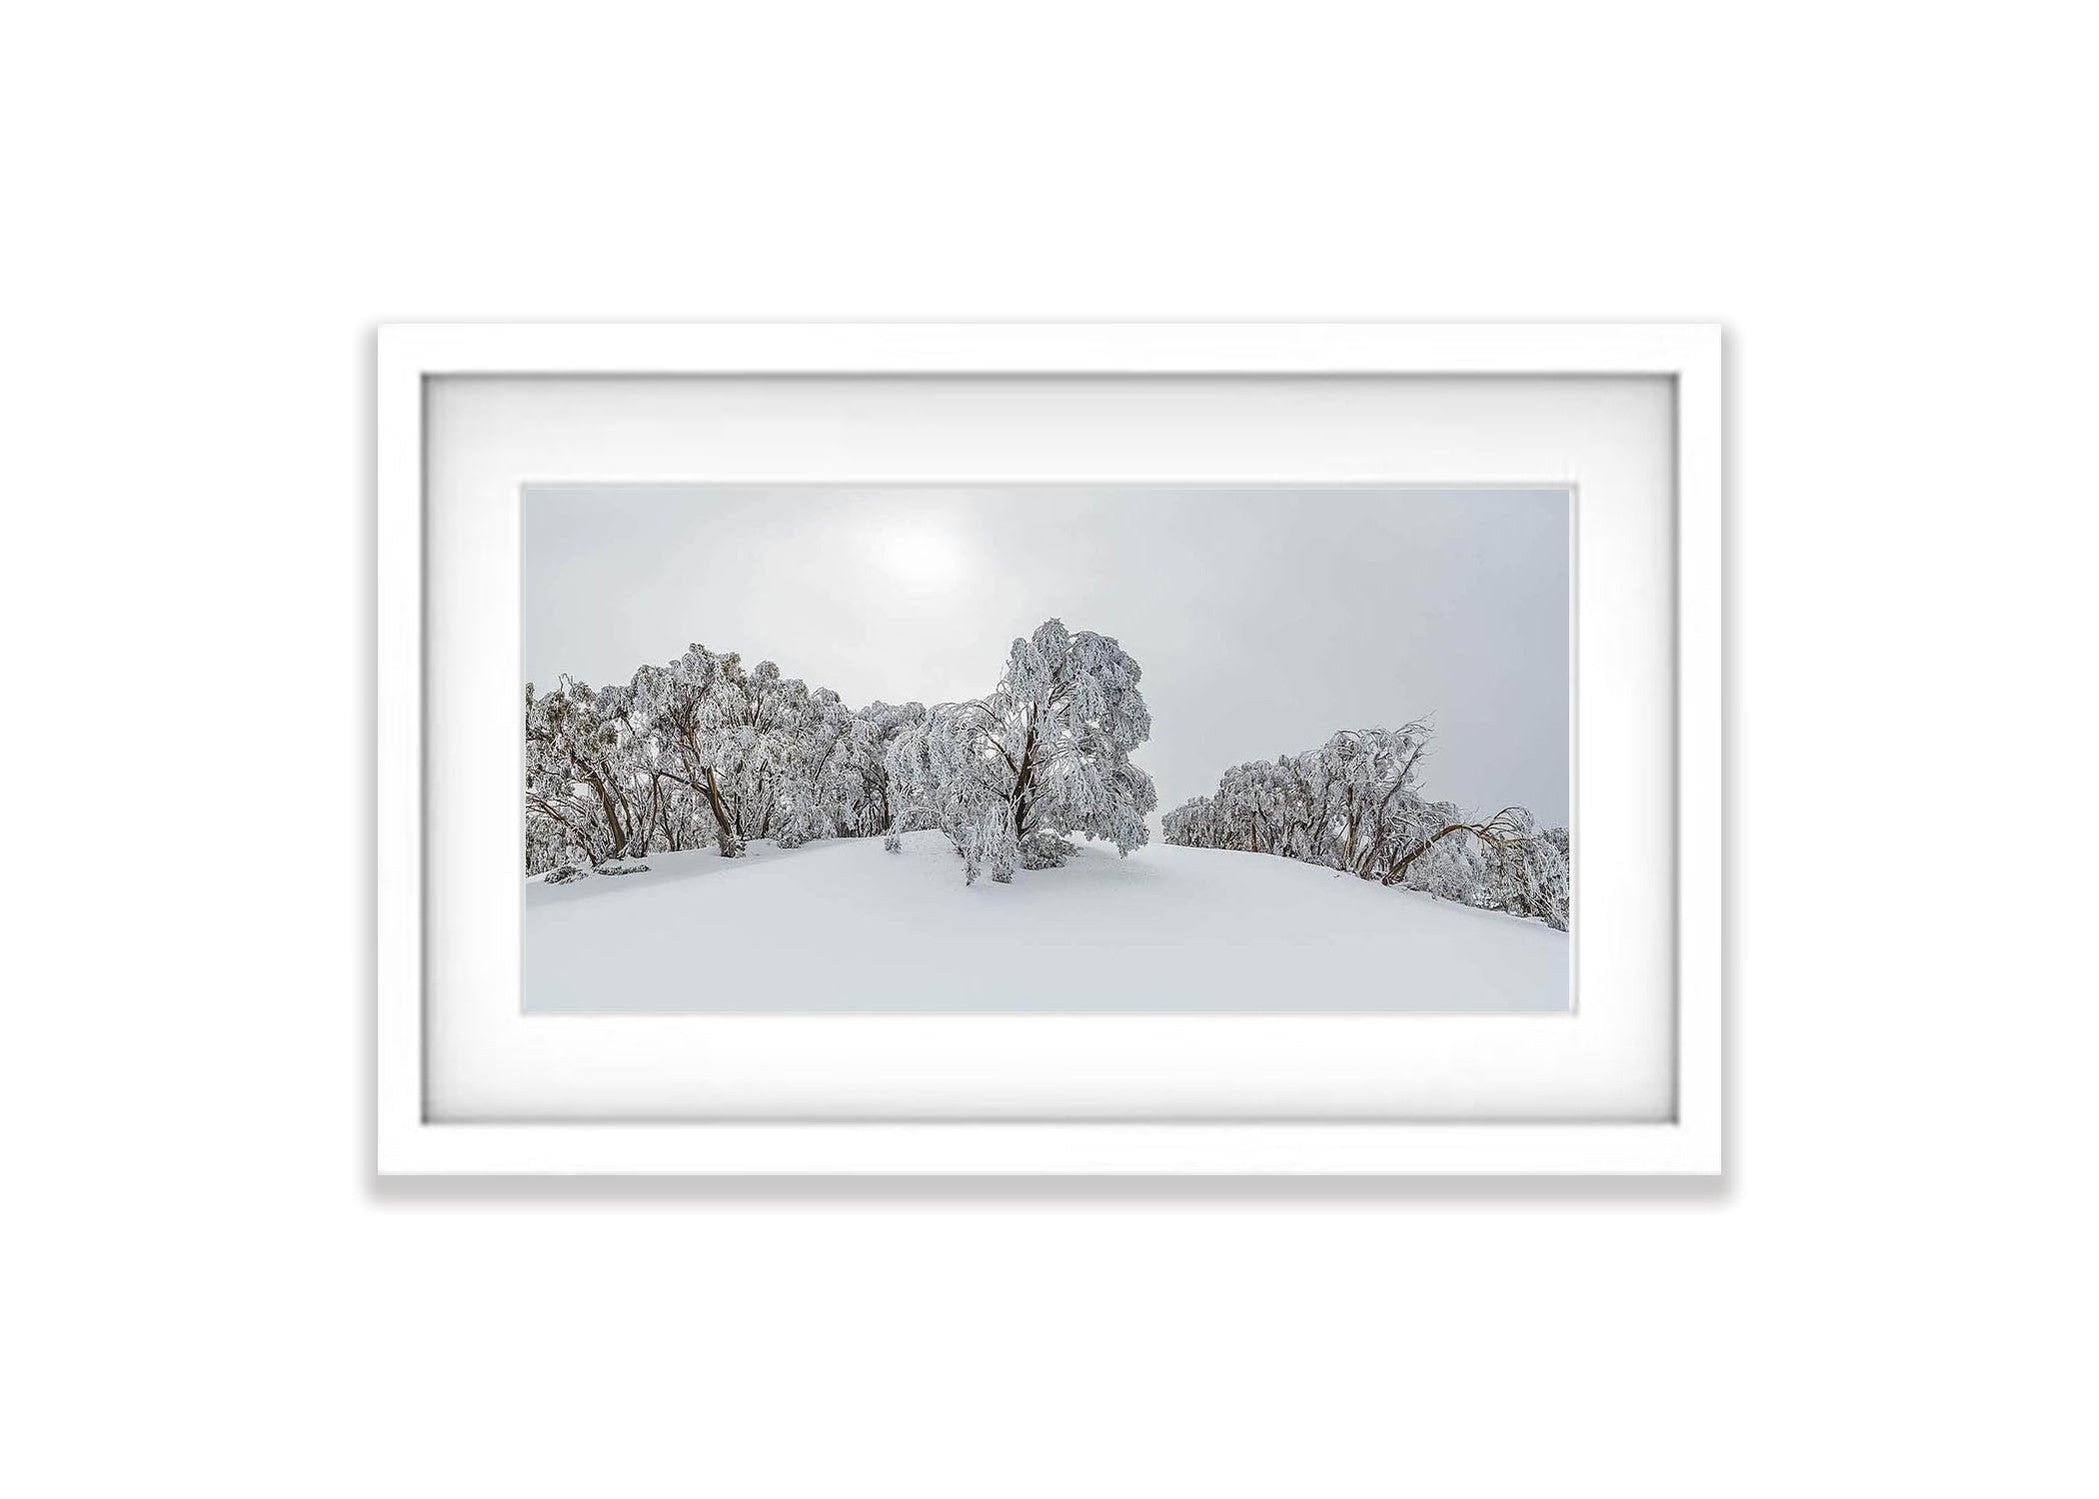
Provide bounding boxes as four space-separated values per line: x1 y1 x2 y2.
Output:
651 775 682 852
702 766 743 857
1010 723 1039 837
584 775 630 863
1382 822 1499 885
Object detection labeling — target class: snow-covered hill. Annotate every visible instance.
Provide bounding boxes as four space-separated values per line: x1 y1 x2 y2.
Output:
526 830 1569 1013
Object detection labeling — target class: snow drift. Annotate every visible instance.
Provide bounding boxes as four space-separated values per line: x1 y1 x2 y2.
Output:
526 831 1569 1014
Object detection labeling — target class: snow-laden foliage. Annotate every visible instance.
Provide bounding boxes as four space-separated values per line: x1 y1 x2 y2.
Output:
792 696 929 847
885 619 1158 884
527 643 930 873
524 619 1153 887
1162 725 1571 928
525 676 653 868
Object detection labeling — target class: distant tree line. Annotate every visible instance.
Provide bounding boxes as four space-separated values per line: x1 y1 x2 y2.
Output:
1160 724 1571 928
526 619 1157 885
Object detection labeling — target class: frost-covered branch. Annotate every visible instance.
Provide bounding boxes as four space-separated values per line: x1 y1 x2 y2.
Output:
1162 729 1569 928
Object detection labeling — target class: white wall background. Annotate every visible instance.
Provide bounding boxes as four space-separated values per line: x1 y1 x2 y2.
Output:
5 4 2092 1496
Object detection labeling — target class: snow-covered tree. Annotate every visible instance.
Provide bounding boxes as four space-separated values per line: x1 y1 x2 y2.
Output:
886 619 1158 884
1161 723 1570 927
818 699 927 840
524 676 651 868
1480 822 1571 929
691 655 812 847
628 645 746 857
619 646 839 853
528 634 1003 880
1377 802 1534 891
764 693 923 847
1161 794 1221 850
525 618 1160 891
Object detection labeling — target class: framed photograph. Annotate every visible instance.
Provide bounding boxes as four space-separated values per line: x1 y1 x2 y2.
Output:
377 323 1722 1174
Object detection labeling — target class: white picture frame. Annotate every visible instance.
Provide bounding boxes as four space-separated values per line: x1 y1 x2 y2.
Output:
378 323 1722 1175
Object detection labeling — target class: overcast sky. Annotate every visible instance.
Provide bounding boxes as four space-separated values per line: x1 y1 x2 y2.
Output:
525 485 1570 827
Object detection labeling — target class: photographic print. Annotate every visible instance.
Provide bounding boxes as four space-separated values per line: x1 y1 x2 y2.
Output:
523 484 1571 1013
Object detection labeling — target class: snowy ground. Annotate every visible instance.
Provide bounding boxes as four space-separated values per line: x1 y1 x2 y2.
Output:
526 830 1569 1013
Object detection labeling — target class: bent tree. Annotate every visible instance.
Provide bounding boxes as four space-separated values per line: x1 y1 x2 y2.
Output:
1377 804 1532 885
1162 726 1570 929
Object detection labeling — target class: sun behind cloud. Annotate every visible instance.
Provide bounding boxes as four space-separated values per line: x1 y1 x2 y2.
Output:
874 517 969 589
